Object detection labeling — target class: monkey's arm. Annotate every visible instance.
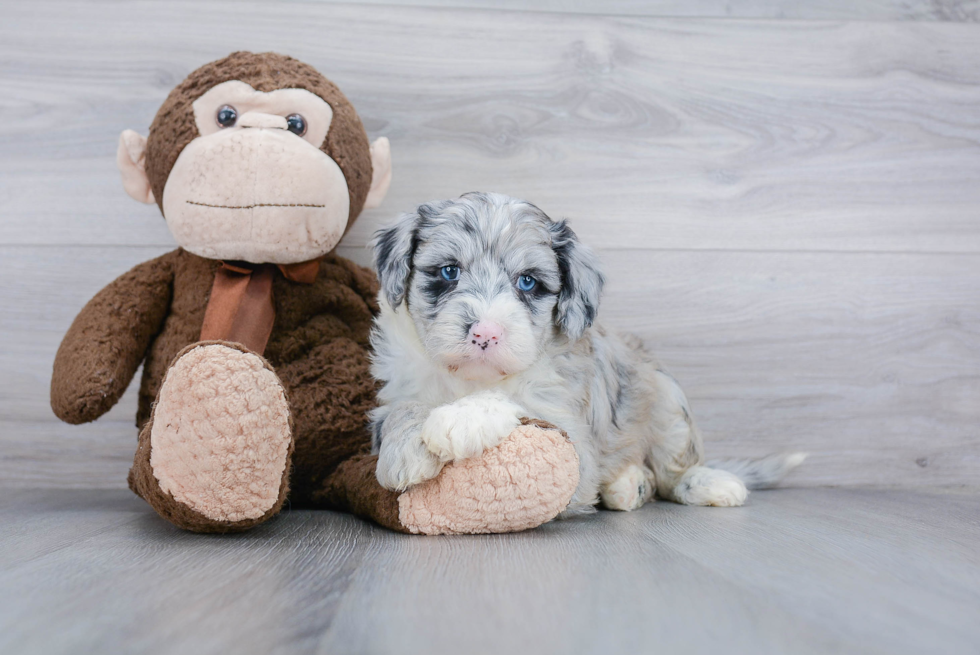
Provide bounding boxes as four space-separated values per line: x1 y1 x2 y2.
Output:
51 250 177 424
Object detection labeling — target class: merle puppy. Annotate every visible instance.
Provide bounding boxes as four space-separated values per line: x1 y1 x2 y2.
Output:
369 193 803 512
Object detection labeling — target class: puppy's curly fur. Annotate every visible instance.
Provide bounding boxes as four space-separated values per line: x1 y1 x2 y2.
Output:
369 193 804 512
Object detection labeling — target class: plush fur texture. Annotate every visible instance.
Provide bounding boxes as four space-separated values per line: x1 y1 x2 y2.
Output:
51 252 175 425
369 193 805 513
149 343 292 522
318 453 408 532
162 120 351 264
317 419 578 535
55 250 381 513
161 80 355 265
144 51 373 226
397 420 579 535
127 341 295 534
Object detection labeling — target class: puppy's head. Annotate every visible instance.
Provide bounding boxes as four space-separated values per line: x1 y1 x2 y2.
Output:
373 192 604 381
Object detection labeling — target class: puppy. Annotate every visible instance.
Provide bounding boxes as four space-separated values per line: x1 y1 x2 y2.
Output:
368 192 804 512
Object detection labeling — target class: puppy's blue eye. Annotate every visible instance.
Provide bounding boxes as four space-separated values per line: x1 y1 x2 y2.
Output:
517 275 536 292
440 265 460 281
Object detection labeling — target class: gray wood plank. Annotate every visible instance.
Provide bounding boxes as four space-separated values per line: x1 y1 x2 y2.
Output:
0 490 372 655
0 488 977 655
281 0 980 22
3 245 978 489
2 2 980 253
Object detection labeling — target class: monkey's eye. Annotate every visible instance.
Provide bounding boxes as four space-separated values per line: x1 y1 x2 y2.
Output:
216 105 238 128
440 265 460 282
517 275 537 292
286 114 307 137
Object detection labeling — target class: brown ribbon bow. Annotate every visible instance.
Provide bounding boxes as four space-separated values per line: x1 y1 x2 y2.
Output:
199 259 321 354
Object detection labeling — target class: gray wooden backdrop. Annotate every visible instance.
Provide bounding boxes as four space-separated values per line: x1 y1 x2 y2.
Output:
1 0 978 490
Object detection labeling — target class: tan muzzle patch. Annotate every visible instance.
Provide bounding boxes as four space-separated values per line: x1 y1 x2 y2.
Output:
162 126 350 264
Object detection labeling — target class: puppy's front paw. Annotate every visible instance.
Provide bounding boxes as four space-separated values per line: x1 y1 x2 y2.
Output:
421 391 524 462
376 439 444 492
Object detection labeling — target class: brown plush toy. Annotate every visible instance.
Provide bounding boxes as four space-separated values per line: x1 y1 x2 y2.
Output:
51 52 579 535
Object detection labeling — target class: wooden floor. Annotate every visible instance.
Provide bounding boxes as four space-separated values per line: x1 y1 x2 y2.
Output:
1 487 977 655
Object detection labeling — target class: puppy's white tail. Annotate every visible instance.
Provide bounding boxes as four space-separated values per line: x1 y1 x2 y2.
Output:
706 452 808 490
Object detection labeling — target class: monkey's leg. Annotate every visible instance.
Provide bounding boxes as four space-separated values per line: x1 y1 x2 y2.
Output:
315 419 580 535
316 454 411 533
128 342 293 533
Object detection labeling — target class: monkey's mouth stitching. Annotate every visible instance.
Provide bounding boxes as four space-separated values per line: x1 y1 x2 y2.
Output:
186 201 326 209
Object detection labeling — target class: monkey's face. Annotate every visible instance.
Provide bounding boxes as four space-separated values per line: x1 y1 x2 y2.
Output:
117 52 392 266
161 81 349 264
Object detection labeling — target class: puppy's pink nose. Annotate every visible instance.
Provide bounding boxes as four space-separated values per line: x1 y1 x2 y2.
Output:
468 322 503 351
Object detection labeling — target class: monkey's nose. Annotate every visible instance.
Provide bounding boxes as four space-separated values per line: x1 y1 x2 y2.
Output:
237 112 288 130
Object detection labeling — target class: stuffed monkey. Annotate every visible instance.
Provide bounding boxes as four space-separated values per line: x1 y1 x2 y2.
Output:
51 52 579 534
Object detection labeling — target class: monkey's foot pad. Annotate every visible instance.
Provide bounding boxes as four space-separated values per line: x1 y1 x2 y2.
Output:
149 343 292 523
398 421 580 535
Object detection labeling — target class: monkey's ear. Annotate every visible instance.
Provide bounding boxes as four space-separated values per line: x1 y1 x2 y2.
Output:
364 137 392 209
116 130 155 205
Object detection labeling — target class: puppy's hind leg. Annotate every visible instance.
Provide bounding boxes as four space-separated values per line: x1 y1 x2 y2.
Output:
670 466 747 507
647 370 748 508
600 463 656 511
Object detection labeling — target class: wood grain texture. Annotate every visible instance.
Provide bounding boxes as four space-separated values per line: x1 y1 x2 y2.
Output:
277 0 980 22
0 1 978 490
3 245 977 489
2 3 980 253
1 488 978 655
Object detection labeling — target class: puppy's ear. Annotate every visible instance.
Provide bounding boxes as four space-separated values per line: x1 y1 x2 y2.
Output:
373 210 420 308
551 220 604 340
